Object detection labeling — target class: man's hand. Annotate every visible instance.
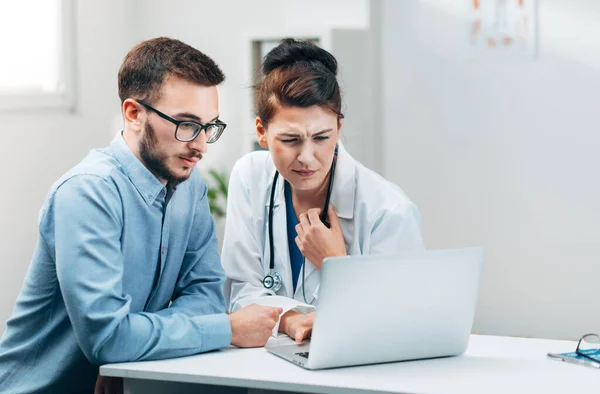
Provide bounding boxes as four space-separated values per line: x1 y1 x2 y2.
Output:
295 204 346 269
279 310 315 342
94 375 123 394
229 304 283 347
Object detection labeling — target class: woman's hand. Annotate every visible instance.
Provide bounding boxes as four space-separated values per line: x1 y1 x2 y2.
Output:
295 204 346 269
279 310 315 342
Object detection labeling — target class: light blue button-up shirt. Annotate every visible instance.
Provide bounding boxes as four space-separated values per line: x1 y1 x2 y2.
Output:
0 133 231 394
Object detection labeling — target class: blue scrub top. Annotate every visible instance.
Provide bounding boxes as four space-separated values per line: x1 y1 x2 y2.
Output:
284 181 304 292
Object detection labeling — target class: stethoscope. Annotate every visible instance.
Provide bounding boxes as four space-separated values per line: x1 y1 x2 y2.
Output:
262 147 338 304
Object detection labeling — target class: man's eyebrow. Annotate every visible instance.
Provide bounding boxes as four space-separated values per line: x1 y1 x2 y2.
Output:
173 112 219 123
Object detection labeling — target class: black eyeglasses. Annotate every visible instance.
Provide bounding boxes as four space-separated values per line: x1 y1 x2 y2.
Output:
576 333 600 363
136 100 226 143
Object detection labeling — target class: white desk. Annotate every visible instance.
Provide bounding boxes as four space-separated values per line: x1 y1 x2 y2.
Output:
100 335 598 394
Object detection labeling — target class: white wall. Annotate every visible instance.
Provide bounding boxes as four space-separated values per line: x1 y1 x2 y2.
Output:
377 0 600 340
0 1 139 330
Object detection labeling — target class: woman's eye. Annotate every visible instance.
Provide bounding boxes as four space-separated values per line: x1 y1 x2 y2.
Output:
281 139 298 144
315 136 329 141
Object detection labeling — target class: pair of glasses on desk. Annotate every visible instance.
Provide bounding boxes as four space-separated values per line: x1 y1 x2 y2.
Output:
576 333 600 363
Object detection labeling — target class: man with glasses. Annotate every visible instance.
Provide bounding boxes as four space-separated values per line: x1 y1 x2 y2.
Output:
0 37 282 394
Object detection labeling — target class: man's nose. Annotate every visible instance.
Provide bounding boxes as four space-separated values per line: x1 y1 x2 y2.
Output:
188 130 208 154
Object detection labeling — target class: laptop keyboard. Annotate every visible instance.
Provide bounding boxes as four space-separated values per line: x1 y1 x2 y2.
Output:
295 352 309 359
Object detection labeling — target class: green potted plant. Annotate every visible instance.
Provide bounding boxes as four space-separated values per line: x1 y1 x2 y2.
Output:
204 168 229 220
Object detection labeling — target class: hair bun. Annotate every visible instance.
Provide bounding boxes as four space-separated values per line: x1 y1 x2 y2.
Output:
262 38 338 76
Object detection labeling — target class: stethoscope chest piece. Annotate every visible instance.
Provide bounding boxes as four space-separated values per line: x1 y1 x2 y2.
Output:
262 269 282 292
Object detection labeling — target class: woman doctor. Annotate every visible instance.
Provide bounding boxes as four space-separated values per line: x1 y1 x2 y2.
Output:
222 39 424 343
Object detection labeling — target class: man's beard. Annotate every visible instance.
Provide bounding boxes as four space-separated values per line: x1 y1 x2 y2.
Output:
139 122 194 186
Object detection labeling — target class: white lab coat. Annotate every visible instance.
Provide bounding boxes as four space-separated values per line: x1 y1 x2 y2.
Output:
221 142 424 335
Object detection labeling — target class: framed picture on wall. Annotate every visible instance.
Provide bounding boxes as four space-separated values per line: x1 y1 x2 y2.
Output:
469 0 538 59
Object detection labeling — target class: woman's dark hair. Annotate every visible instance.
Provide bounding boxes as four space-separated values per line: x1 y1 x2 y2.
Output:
118 37 225 104
255 38 343 127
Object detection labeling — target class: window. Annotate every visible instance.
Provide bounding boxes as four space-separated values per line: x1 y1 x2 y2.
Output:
0 0 75 110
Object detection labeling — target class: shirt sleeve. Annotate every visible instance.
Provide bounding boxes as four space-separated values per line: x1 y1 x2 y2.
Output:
47 175 231 365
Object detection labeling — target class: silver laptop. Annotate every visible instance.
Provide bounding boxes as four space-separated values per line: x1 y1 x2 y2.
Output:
266 247 484 370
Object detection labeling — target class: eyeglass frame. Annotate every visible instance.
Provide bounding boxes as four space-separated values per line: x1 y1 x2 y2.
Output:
575 333 600 363
135 99 226 143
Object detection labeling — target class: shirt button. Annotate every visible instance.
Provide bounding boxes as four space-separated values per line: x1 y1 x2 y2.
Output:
161 247 166 254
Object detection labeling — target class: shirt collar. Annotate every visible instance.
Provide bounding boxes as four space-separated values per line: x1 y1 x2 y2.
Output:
265 140 356 219
109 131 166 205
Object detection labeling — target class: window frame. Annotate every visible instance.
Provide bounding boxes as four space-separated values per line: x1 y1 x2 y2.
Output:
0 0 76 111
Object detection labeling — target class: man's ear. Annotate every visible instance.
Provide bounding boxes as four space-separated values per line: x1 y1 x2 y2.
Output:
256 117 268 148
122 99 143 133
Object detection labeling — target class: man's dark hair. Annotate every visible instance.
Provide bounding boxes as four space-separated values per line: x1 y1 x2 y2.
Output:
118 37 225 104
